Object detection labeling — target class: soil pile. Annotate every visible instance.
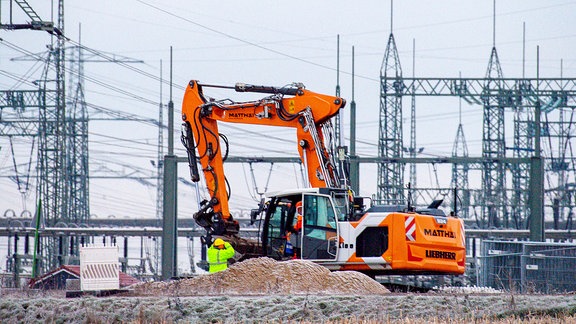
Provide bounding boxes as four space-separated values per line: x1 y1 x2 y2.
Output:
132 257 390 296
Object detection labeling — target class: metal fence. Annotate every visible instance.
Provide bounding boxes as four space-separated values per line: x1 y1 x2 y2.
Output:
479 240 576 293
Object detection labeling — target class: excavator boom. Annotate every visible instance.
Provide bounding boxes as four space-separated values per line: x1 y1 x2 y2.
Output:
181 80 346 236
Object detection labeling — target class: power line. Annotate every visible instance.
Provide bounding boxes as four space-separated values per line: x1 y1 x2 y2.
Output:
0 39 160 106
135 0 379 82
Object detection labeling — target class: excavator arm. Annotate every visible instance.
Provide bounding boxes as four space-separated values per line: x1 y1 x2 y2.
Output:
181 80 346 236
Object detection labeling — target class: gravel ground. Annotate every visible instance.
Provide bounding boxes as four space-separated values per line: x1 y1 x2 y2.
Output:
1 292 576 323
1 258 575 323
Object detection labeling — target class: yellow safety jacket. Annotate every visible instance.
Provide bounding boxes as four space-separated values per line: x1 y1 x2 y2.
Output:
207 242 235 273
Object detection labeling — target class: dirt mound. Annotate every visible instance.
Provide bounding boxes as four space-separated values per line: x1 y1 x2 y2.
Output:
132 257 389 296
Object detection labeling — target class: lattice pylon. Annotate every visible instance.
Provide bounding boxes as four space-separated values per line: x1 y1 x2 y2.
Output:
481 47 507 227
377 33 404 204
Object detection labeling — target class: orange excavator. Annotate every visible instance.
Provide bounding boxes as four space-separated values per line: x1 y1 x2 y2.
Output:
181 80 465 276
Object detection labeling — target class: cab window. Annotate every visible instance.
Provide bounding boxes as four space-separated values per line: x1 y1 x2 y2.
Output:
331 191 350 221
303 195 336 232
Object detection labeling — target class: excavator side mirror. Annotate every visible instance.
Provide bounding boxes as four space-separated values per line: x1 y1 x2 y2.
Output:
250 209 259 225
250 198 266 225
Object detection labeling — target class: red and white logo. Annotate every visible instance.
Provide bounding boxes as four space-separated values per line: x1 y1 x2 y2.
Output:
405 216 416 241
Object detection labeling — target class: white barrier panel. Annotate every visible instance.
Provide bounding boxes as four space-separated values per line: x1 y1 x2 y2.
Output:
80 245 119 291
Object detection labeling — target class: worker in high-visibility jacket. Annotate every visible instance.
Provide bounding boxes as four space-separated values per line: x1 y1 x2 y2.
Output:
207 238 236 273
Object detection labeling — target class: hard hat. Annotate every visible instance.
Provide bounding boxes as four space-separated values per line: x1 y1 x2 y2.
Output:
296 201 303 215
214 238 225 247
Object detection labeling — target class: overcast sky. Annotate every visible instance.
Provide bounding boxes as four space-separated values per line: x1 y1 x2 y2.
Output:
1 0 575 220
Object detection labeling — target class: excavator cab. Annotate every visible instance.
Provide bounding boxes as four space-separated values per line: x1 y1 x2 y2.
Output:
260 188 344 262
257 187 466 275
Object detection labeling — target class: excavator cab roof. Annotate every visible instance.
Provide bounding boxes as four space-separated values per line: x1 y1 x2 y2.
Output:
264 187 349 199
264 188 322 198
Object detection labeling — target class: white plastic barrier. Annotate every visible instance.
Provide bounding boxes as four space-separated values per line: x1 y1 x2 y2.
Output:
80 244 120 291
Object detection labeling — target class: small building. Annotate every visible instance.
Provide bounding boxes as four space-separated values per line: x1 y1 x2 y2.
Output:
28 265 140 290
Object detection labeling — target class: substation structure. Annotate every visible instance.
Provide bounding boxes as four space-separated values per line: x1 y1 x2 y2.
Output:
377 76 576 234
1 0 143 277
376 32 576 235
1 0 90 277
1 2 576 288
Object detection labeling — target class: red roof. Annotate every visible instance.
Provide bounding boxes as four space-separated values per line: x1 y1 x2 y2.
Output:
29 265 140 289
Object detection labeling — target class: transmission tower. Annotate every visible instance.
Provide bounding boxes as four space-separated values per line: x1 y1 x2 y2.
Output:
2 0 146 273
408 39 417 204
36 0 68 272
0 0 70 272
378 32 404 204
1 1 67 229
156 62 164 223
508 23 532 229
0 0 60 34
511 89 533 229
66 27 89 226
481 46 507 227
152 61 165 276
451 84 470 219
480 1 507 227
334 35 342 146
542 92 576 229
377 1 404 204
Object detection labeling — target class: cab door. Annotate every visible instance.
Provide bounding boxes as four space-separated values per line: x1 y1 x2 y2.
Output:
300 194 338 261
261 198 291 259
